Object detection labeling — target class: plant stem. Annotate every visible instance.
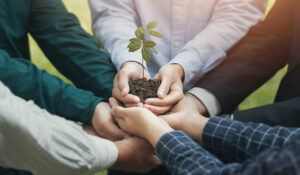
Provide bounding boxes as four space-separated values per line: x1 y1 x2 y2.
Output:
142 56 145 79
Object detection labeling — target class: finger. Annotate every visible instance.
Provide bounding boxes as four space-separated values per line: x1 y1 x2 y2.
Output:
144 104 171 115
151 155 162 166
94 129 118 141
146 84 183 106
145 91 182 106
111 106 128 119
118 70 130 96
113 88 140 103
109 97 122 108
157 76 171 99
125 102 143 108
100 120 128 140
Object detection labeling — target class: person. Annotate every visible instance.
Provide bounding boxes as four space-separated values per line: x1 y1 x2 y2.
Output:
0 81 160 175
0 0 155 174
89 0 268 115
109 97 300 175
183 0 300 127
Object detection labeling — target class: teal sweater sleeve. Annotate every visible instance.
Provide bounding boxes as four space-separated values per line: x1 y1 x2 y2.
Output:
29 0 116 100
0 50 102 124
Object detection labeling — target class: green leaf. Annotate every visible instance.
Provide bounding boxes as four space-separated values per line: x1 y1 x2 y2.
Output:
138 27 150 37
142 47 151 63
127 39 141 52
149 47 158 54
135 29 144 41
138 27 146 33
143 40 156 48
129 38 141 44
149 30 163 38
147 21 158 30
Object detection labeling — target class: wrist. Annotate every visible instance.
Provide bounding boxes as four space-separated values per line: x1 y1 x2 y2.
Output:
110 141 124 170
145 123 174 148
169 64 185 81
185 93 207 114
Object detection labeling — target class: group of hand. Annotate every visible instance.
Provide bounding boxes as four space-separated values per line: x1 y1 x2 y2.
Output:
85 62 209 173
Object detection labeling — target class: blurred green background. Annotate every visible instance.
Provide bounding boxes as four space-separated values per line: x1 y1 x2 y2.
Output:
29 0 280 174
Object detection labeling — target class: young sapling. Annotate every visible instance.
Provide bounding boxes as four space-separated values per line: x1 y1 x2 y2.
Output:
127 21 163 103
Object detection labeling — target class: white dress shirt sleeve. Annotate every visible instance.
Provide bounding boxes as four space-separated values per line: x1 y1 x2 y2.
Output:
0 81 118 175
170 0 268 86
187 87 221 116
89 0 144 71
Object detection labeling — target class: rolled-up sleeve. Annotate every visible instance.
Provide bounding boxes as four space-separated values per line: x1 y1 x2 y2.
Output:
170 0 268 86
0 81 118 175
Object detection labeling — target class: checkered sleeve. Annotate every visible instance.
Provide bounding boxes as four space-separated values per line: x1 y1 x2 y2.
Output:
155 125 300 175
155 131 227 175
202 117 300 162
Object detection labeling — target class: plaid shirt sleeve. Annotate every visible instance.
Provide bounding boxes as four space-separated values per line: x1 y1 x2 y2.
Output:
155 117 300 175
202 117 300 162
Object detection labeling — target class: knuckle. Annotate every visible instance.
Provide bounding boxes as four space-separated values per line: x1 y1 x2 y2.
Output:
119 69 129 76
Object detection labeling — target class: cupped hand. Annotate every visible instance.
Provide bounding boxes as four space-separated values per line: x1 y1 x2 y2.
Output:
113 62 150 107
159 94 209 144
110 97 173 146
91 102 128 141
111 137 162 173
144 64 184 115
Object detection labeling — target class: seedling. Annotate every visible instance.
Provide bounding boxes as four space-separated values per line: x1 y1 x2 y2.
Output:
126 21 164 103
127 21 163 79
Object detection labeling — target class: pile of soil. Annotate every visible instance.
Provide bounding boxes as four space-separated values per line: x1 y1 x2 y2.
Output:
129 78 161 103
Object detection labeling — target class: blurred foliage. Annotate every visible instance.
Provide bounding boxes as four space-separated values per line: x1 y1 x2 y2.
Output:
28 0 279 174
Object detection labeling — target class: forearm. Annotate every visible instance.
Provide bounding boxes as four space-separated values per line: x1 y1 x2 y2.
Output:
196 0 293 113
30 0 116 99
170 0 267 86
89 0 143 71
156 130 300 175
0 81 117 175
0 50 101 124
234 97 300 127
202 117 300 162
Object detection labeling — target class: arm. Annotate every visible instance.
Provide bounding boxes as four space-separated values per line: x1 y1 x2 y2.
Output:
233 97 300 126
110 99 300 175
156 130 300 175
202 117 300 162
89 0 142 71
170 0 268 86
193 0 294 114
0 50 101 124
0 81 117 175
29 0 116 99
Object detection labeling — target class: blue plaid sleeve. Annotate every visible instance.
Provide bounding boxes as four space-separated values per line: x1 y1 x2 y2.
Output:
155 131 227 175
202 117 300 162
156 129 300 175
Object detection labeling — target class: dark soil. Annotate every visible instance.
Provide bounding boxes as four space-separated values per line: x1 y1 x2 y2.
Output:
129 78 161 103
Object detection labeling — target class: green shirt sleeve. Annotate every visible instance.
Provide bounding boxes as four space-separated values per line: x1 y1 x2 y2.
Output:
0 50 101 124
29 0 116 100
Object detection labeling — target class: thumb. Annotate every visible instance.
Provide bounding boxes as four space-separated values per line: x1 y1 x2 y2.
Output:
157 75 171 99
111 106 127 119
118 73 130 96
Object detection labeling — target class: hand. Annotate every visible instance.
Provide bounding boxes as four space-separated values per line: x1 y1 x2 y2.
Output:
110 97 173 147
91 102 128 141
111 137 162 173
144 64 184 115
113 62 151 107
159 94 209 144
